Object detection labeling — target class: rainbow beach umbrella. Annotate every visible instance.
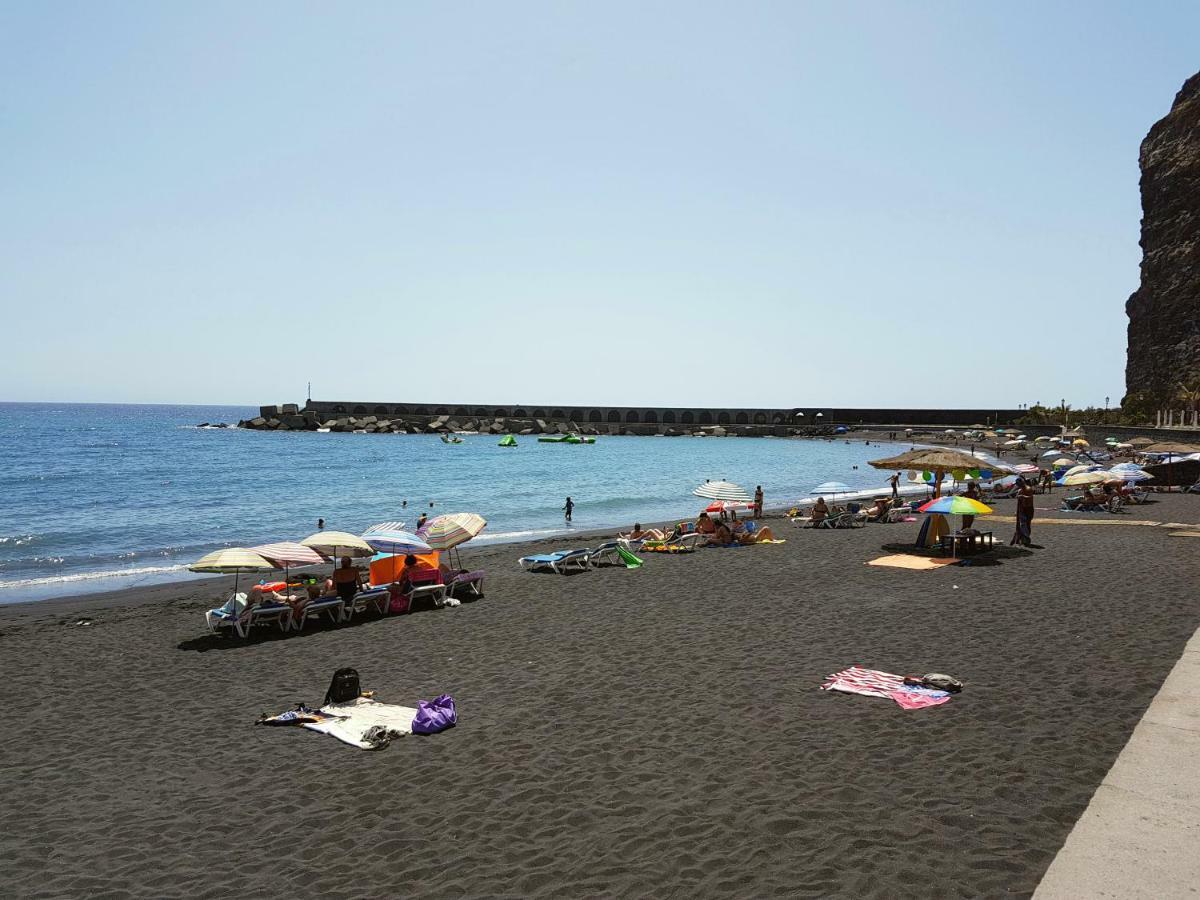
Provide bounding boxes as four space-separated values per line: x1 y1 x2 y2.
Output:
917 496 993 516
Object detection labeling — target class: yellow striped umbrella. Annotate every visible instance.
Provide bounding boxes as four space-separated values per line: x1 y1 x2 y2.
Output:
189 547 275 598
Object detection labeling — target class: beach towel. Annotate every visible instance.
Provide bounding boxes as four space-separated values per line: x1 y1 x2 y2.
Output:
259 695 457 749
820 666 951 709
866 554 957 570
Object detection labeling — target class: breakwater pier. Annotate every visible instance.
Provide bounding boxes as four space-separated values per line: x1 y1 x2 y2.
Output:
238 401 1026 436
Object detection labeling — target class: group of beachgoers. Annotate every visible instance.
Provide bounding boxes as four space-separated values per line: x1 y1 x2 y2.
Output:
238 553 456 620
621 509 777 547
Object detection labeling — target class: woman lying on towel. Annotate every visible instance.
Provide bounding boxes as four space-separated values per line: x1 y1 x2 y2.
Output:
732 521 778 543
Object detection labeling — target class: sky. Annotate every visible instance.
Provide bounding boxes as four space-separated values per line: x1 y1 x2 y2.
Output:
3 2 1198 409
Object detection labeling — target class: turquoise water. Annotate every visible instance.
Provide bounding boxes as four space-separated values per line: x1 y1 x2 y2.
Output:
0 403 905 602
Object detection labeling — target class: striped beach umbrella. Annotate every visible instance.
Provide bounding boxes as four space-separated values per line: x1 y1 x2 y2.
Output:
250 541 325 585
419 511 488 570
418 512 487 551
299 530 375 559
361 525 433 556
189 547 275 599
1103 467 1151 482
693 480 752 502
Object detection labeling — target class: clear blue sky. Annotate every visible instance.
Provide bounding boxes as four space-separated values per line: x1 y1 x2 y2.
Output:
3 2 1197 409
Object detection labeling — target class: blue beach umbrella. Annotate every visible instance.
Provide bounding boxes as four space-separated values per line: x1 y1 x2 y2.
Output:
813 481 852 496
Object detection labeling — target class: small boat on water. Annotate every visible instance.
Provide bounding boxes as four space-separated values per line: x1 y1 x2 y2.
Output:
440 433 463 444
498 434 518 447
537 432 596 444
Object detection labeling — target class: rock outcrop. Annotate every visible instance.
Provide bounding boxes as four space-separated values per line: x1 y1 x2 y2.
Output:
1125 71 1200 406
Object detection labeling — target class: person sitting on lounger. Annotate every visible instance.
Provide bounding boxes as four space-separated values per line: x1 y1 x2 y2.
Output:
330 556 363 603
863 497 891 522
1078 488 1104 510
810 497 829 525
695 513 717 534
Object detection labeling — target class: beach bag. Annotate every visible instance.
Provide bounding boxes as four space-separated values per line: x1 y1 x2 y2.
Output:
324 668 362 705
411 694 457 735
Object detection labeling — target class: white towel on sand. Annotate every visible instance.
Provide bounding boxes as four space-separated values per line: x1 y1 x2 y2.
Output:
305 697 419 749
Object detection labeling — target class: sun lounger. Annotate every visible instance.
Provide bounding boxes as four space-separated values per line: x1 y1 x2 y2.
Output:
291 595 345 631
404 568 449 610
588 541 626 566
341 586 391 622
642 533 704 552
447 569 485 599
205 593 293 638
519 549 591 573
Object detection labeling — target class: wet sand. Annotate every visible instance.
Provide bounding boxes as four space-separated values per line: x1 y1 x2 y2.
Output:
2 493 1199 898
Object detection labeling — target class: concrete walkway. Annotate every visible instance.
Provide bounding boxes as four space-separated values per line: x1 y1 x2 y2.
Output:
1033 628 1200 899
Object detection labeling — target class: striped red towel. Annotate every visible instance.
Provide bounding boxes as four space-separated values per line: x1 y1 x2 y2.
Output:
820 665 951 709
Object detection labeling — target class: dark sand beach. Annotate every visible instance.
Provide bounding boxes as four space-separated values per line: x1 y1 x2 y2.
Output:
3 493 1200 898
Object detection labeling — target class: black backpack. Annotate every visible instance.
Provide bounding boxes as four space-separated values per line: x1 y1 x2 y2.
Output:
324 668 362 705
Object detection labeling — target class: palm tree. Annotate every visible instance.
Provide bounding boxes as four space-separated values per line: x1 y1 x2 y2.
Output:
1176 380 1200 426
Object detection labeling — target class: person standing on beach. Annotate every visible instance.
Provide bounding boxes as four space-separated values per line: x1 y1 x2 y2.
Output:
416 512 427 530
1011 478 1035 546
754 486 764 518
888 473 900 501
563 496 574 523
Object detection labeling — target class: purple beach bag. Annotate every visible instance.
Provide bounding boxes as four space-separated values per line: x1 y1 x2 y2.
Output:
411 694 457 735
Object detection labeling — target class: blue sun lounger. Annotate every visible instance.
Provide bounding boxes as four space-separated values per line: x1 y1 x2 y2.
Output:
519 549 591 573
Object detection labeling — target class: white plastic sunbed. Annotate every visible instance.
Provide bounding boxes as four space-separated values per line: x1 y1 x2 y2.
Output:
519 549 591 573
341 587 391 623
205 593 294 638
291 595 346 631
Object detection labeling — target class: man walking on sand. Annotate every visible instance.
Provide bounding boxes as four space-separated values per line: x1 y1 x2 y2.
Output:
888 473 900 501
563 496 574 523
754 485 764 518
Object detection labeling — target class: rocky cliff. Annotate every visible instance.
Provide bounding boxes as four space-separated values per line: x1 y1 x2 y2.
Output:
1125 71 1200 406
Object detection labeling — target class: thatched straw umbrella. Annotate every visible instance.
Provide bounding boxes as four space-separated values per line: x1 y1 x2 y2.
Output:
1142 442 1200 489
870 449 1013 549
1127 436 1157 448
869 448 1013 497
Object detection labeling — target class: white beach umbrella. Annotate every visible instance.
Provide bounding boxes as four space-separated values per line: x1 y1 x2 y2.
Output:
1052 458 1074 469
693 480 752 501
1063 464 1100 477
813 481 852 496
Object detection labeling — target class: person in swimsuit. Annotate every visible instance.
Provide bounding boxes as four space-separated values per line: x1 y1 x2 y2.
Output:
330 556 362 602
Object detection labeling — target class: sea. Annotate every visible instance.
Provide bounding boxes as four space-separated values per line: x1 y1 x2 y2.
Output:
1 402 912 604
